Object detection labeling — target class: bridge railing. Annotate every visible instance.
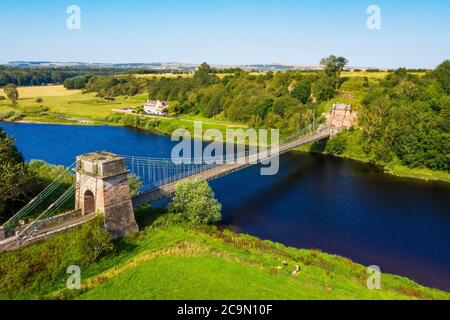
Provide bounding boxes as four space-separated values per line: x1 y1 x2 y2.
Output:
123 122 331 197
2 162 77 233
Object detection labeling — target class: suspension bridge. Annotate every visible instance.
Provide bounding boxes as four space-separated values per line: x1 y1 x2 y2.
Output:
0 124 337 251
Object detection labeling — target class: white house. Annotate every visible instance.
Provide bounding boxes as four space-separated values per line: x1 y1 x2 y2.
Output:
143 100 169 116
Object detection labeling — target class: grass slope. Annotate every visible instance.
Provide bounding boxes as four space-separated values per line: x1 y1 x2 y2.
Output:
47 220 449 300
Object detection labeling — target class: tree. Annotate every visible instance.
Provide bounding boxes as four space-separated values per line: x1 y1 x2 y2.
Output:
0 128 34 221
254 98 273 118
169 178 222 224
320 55 348 78
325 132 347 155
430 60 450 94
3 84 19 103
395 80 419 100
272 96 299 116
194 62 218 87
312 74 338 101
292 78 311 104
314 56 348 101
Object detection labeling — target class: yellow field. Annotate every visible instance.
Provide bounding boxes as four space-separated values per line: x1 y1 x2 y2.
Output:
0 85 82 98
341 71 389 79
130 73 193 79
0 85 145 122
0 85 245 130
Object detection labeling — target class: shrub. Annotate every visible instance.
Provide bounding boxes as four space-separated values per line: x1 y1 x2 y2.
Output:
325 132 347 155
0 111 15 120
22 106 49 115
35 97 43 103
0 215 113 299
169 178 222 224
9 113 25 121
0 95 5 100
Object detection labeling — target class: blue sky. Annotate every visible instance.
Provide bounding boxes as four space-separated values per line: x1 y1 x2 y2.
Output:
0 0 448 68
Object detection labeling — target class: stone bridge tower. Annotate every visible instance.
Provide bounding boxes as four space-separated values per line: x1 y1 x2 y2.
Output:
75 152 138 239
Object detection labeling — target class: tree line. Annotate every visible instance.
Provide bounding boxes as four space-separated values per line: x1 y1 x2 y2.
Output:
77 57 449 172
0 66 185 87
356 62 449 171
79 58 348 137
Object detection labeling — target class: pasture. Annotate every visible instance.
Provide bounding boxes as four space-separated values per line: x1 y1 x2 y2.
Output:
0 85 146 123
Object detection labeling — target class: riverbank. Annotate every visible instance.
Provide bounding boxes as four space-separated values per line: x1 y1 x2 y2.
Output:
295 130 450 183
2 114 448 183
295 148 450 183
2 123 449 292
1 83 448 182
1 210 448 300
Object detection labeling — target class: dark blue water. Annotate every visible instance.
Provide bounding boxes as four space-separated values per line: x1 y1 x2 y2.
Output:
2 122 450 292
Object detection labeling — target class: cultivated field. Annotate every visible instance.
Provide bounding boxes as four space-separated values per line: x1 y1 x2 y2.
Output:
0 85 246 131
0 85 146 123
0 85 81 98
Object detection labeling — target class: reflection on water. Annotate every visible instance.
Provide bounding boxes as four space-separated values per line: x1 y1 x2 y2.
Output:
2 121 450 291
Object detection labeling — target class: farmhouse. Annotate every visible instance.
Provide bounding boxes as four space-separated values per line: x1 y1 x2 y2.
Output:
143 100 169 115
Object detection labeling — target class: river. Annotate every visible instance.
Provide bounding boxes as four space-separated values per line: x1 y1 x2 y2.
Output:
1 121 449 292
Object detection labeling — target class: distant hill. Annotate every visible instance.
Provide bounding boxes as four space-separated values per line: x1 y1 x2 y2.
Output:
4 61 328 71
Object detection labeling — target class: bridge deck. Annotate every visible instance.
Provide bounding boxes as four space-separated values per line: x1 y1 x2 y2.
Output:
132 128 332 207
0 213 96 252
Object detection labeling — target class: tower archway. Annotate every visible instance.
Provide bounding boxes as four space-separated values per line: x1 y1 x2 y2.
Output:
83 190 95 215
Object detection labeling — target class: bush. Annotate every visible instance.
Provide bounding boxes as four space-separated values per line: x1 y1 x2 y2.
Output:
0 215 113 299
325 132 347 155
0 95 5 100
104 114 160 131
9 113 24 121
169 178 222 225
35 98 43 103
22 106 49 115
0 111 15 120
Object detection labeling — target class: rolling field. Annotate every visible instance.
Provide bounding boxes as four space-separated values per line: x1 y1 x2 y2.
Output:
56 222 449 300
0 85 246 135
341 71 389 78
0 85 82 98
0 85 145 122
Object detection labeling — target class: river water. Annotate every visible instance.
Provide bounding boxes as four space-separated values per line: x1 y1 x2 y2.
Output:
1 121 449 291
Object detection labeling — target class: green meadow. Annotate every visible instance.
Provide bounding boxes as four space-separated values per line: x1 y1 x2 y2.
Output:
0 85 246 135
2 211 448 300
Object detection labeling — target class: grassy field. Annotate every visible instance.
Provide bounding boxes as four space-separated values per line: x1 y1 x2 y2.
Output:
0 85 82 98
130 73 193 79
341 71 389 79
0 85 144 123
42 219 448 300
130 72 264 79
0 85 246 132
